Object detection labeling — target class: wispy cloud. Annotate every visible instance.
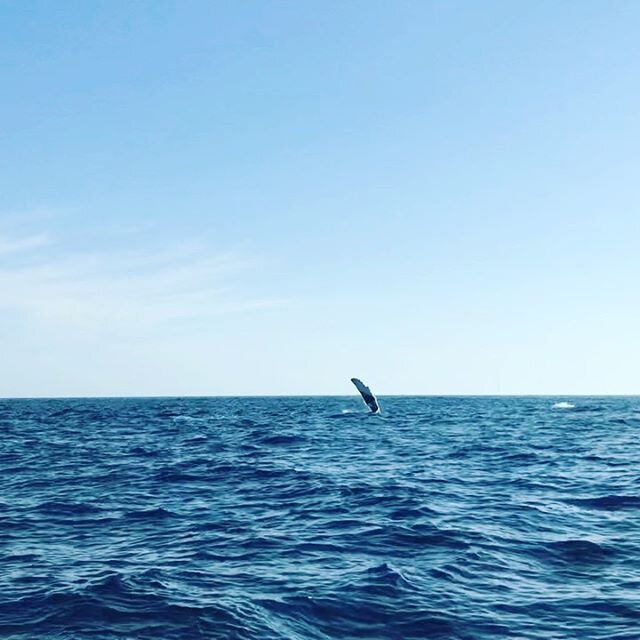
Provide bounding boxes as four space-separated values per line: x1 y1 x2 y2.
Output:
0 233 50 257
0 222 278 339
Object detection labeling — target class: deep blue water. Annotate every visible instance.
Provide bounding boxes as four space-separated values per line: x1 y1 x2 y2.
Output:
1 396 639 640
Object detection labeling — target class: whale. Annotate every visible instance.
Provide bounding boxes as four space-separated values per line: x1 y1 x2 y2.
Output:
350 377 380 414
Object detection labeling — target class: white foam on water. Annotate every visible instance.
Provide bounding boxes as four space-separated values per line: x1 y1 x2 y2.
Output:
172 415 207 422
552 402 575 409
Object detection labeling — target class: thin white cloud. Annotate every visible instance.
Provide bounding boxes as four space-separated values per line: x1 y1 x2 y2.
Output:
0 233 50 256
0 226 279 338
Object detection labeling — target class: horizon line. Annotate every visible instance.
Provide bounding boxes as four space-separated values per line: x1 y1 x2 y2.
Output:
1 393 638 401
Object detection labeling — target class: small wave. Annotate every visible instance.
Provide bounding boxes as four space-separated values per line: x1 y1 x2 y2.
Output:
155 468 202 483
388 505 438 520
49 408 76 418
155 409 182 418
3 552 41 562
0 573 248 637
552 402 575 409
502 451 539 463
545 539 615 563
34 501 103 516
183 434 208 444
124 507 178 520
256 433 305 446
565 495 640 511
573 404 605 413
260 593 458 639
363 562 415 587
128 446 159 457
342 523 469 552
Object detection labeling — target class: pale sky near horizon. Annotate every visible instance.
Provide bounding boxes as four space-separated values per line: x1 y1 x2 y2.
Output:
1 1 639 397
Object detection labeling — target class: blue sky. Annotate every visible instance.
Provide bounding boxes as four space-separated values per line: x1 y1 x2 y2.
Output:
1 1 639 396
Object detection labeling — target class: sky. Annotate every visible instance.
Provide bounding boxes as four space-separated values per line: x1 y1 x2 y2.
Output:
1 1 639 397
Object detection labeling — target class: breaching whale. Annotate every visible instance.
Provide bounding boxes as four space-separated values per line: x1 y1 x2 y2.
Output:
351 377 380 414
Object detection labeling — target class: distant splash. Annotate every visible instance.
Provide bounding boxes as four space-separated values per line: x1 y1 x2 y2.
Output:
328 409 359 419
552 401 575 409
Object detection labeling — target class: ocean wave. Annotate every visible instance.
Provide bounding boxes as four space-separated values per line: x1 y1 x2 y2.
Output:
565 495 640 510
0 574 252 639
544 539 616 563
34 500 104 516
124 507 179 520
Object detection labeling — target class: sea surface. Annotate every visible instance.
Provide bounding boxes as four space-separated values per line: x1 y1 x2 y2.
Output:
1 396 639 639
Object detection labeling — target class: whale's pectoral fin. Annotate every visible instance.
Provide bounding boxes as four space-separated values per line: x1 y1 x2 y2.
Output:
351 377 380 414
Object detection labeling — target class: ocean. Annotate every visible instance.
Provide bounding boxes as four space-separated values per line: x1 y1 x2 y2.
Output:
1 396 639 639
